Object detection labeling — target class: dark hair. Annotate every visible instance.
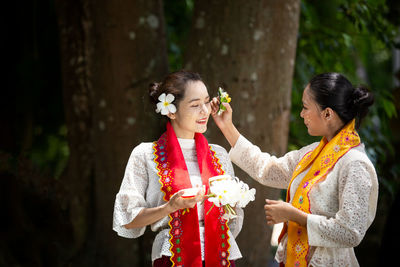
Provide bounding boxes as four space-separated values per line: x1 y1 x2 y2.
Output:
308 72 374 129
149 70 203 109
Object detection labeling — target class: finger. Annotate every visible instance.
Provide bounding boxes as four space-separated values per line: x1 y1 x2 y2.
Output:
266 215 275 222
264 204 272 211
195 187 205 196
266 199 279 204
211 98 220 109
173 190 185 199
194 195 205 203
199 186 206 196
211 104 219 115
222 102 233 113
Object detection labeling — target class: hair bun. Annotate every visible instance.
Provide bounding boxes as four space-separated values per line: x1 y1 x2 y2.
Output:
353 85 374 107
352 85 374 127
149 82 161 103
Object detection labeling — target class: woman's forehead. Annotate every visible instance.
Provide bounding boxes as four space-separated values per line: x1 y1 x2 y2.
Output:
302 86 312 102
183 81 209 100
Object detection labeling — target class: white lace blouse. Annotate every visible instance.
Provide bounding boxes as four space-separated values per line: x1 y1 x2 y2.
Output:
113 138 243 262
229 135 378 267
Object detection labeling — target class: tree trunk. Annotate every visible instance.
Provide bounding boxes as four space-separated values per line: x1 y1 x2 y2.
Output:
184 1 300 265
56 1 94 260
56 0 168 265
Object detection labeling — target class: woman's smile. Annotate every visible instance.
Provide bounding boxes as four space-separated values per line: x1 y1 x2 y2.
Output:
196 117 208 124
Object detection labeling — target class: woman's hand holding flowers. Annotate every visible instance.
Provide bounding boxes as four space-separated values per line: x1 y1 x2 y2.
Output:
211 88 240 147
211 89 233 131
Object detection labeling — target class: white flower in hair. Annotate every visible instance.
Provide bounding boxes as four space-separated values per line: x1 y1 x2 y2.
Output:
156 93 177 115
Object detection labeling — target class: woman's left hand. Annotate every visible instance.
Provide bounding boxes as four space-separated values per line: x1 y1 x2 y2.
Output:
264 199 308 227
264 199 292 225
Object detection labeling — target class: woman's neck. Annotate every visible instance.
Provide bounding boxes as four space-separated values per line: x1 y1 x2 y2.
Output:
325 120 345 142
171 123 195 139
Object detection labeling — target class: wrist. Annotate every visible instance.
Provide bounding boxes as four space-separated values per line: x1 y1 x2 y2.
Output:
289 205 307 227
221 123 240 147
220 121 234 132
164 202 175 214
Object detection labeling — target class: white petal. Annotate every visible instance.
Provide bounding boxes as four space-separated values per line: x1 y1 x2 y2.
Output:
165 93 175 103
158 93 166 102
160 106 169 115
168 104 177 113
156 102 164 113
208 197 221 207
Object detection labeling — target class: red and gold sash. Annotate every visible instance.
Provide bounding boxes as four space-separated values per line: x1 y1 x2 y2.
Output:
278 119 360 267
153 122 231 267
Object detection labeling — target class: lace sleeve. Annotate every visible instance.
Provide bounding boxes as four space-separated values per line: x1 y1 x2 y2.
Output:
112 144 150 238
212 144 243 238
307 160 377 248
229 135 314 189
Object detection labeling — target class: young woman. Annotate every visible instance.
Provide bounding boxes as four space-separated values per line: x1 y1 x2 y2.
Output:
113 70 243 267
211 72 378 267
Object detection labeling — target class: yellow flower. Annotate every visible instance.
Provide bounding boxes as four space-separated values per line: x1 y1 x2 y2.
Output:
217 87 232 115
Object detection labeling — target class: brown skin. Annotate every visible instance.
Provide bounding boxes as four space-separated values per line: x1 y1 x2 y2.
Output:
210 85 345 227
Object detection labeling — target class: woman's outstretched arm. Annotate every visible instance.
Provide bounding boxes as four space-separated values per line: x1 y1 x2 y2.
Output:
211 97 309 189
125 188 205 229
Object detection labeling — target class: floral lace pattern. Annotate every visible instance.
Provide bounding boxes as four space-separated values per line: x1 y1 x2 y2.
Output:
229 135 378 267
113 141 243 262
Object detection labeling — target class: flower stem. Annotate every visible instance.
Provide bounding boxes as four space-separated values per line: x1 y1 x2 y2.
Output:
225 204 236 215
206 203 215 215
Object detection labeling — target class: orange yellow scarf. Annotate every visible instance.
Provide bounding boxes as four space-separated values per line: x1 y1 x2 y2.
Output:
279 119 360 267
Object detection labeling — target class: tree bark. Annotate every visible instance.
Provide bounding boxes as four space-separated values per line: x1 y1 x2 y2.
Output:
56 0 168 265
184 1 300 265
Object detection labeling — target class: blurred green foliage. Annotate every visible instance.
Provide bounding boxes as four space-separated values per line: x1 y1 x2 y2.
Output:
164 0 194 71
290 0 400 198
29 125 69 179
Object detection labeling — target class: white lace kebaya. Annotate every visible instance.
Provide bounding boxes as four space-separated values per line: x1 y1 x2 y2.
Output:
229 135 378 267
112 139 243 263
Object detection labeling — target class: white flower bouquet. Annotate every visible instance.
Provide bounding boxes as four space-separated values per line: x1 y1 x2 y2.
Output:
206 175 256 220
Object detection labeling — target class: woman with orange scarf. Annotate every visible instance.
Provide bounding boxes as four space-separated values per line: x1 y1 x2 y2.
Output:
211 73 378 267
113 70 243 266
